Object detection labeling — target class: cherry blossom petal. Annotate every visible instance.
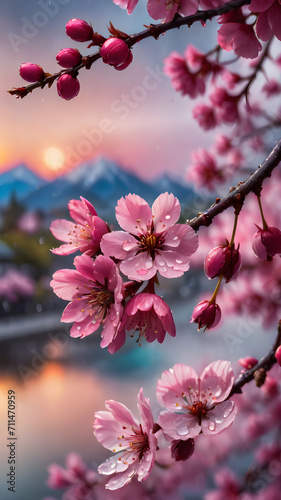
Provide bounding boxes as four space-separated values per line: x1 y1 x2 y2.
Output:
70 316 98 338
201 400 237 435
157 364 199 409
101 231 138 260
50 270 87 300
68 197 97 225
115 194 152 235
113 0 139 15
120 253 156 281
158 411 201 439
200 360 234 405
105 400 139 428
152 193 181 233
61 299 89 322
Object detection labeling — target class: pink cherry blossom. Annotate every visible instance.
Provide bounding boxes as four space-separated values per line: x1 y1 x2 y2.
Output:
117 292 176 346
50 197 109 257
217 22 262 59
249 0 281 42
100 193 198 281
157 361 237 440
50 254 124 351
193 104 218 130
186 149 224 192
147 0 199 23
204 467 241 500
164 52 205 98
93 389 157 490
210 87 239 124
113 0 139 15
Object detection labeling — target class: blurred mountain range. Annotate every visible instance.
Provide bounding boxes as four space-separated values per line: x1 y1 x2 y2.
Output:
0 158 195 216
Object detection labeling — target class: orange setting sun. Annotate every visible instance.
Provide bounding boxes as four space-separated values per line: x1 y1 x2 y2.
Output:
43 147 65 172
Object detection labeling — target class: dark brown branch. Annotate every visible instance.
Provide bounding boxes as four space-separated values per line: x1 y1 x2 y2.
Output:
229 320 281 397
8 0 250 98
188 139 281 231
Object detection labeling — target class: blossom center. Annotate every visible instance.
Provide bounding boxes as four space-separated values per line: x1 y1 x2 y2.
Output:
129 427 149 458
138 232 164 258
185 401 208 424
86 287 114 321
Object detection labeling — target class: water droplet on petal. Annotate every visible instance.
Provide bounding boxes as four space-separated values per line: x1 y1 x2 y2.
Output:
137 269 148 276
223 407 232 418
208 421 216 432
165 215 171 220
176 259 182 264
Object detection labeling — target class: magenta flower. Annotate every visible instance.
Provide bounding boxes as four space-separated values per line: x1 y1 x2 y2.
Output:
93 389 157 490
187 149 224 192
217 22 262 59
190 299 222 331
118 293 176 346
164 51 205 98
252 224 281 261
50 254 124 351
113 0 139 15
157 361 237 440
249 0 281 42
50 197 109 257
100 193 198 281
147 0 198 22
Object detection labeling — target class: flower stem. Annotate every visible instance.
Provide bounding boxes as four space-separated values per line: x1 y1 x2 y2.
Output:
257 194 268 230
209 275 223 305
230 213 239 245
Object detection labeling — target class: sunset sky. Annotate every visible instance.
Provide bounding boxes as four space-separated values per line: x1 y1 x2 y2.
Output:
1 0 214 181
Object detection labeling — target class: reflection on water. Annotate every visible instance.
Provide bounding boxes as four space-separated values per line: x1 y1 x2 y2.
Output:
0 295 272 500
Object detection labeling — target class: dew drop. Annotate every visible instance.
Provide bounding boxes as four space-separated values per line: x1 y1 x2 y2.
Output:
137 269 148 276
176 259 182 264
208 421 216 432
165 215 171 220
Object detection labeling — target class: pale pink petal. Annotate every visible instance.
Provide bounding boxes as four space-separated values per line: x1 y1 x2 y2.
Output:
94 410 134 451
98 454 130 476
107 327 126 354
104 462 139 489
152 193 180 233
101 231 138 260
61 299 89 322
200 360 234 405
50 243 79 255
68 197 97 225
157 364 199 409
120 253 156 281
113 0 139 15
136 448 156 481
74 254 114 285
147 0 177 21
155 250 190 278
137 389 154 434
50 219 75 243
201 400 237 435
105 400 139 428
50 270 87 300
158 411 201 439
70 316 98 338
115 194 152 235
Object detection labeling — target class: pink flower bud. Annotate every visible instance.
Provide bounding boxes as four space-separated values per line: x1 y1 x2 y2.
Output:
190 300 221 331
252 224 281 261
56 48 82 68
204 242 241 283
171 439 195 462
100 38 130 66
114 50 133 71
57 74 80 100
275 345 281 366
65 19 93 42
19 62 44 83
238 356 258 369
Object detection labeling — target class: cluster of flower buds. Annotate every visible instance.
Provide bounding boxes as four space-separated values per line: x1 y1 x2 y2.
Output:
191 237 242 332
17 18 132 101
